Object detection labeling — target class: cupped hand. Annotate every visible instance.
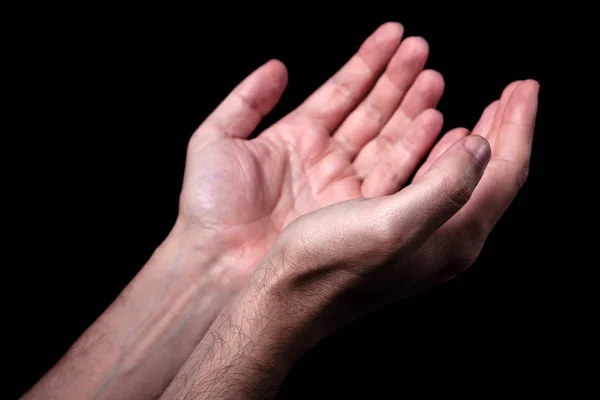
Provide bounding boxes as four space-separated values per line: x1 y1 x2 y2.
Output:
257 80 538 328
178 23 446 288
406 79 539 288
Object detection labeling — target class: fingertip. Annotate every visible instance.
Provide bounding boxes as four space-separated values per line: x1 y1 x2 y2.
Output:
428 134 490 179
524 78 539 87
265 58 286 70
463 135 491 167
421 107 444 123
532 79 540 94
522 79 540 96
207 58 289 139
367 22 404 51
414 108 444 136
502 79 539 127
264 59 288 85
420 69 445 92
378 22 405 38
401 36 429 58
359 23 404 64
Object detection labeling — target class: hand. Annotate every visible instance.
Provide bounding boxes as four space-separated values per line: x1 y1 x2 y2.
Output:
177 23 446 289
260 80 539 328
159 80 539 399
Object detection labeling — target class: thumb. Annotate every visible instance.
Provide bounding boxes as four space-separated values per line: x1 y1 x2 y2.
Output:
379 134 491 249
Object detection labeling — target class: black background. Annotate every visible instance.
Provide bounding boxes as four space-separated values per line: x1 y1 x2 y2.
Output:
8 7 555 399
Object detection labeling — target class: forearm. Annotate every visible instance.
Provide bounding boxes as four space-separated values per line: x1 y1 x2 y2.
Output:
160 290 297 398
23 222 235 400
160 250 346 400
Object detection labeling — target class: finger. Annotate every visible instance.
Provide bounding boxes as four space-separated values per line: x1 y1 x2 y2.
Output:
332 38 432 156
293 22 404 133
487 80 521 144
394 69 445 124
452 79 539 234
378 135 491 250
354 108 442 180
199 59 288 139
352 70 444 176
413 127 469 181
471 100 499 138
360 109 443 197
378 69 444 142
494 80 539 166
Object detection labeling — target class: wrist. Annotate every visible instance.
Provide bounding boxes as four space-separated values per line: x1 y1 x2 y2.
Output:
105 221 238 377
152 217 235 294
236 245 340 354
251 239 388 345
30 219 243 400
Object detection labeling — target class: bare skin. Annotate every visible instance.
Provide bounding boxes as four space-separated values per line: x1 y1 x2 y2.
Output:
179 23 447 290
24 23 455 400
161 80 539 399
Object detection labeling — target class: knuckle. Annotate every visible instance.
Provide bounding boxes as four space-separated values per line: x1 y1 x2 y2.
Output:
444 173 472 209
362 101 385 124
400 139 418 158
377 134 397 155
331 78 354 100
377 160 400 185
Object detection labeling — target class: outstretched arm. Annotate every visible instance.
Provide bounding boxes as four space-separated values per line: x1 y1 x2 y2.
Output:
160 132 493 399
161 80 539 399
25 22 443 399
23 22 493 399
22 225 236 400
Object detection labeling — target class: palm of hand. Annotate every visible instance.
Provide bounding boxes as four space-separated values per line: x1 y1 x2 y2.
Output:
182 104 369 288
179 23 537 290
179 24 447 286
184 121 360 257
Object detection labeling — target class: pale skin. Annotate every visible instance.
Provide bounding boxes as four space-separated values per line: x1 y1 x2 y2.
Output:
23 22 539 400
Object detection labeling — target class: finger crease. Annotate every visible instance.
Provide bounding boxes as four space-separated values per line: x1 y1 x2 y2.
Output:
234 90 267 118
355 52 378 77
382 73 408 94
362 101 385 124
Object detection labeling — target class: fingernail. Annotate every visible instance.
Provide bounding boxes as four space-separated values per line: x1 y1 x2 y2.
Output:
463 135 490 165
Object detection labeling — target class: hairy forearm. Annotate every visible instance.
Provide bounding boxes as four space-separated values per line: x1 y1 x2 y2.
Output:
160 295 295 399
23 223 235 400
160 250 343 400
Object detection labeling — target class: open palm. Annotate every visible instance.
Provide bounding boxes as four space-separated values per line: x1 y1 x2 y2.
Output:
180 23 449 287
